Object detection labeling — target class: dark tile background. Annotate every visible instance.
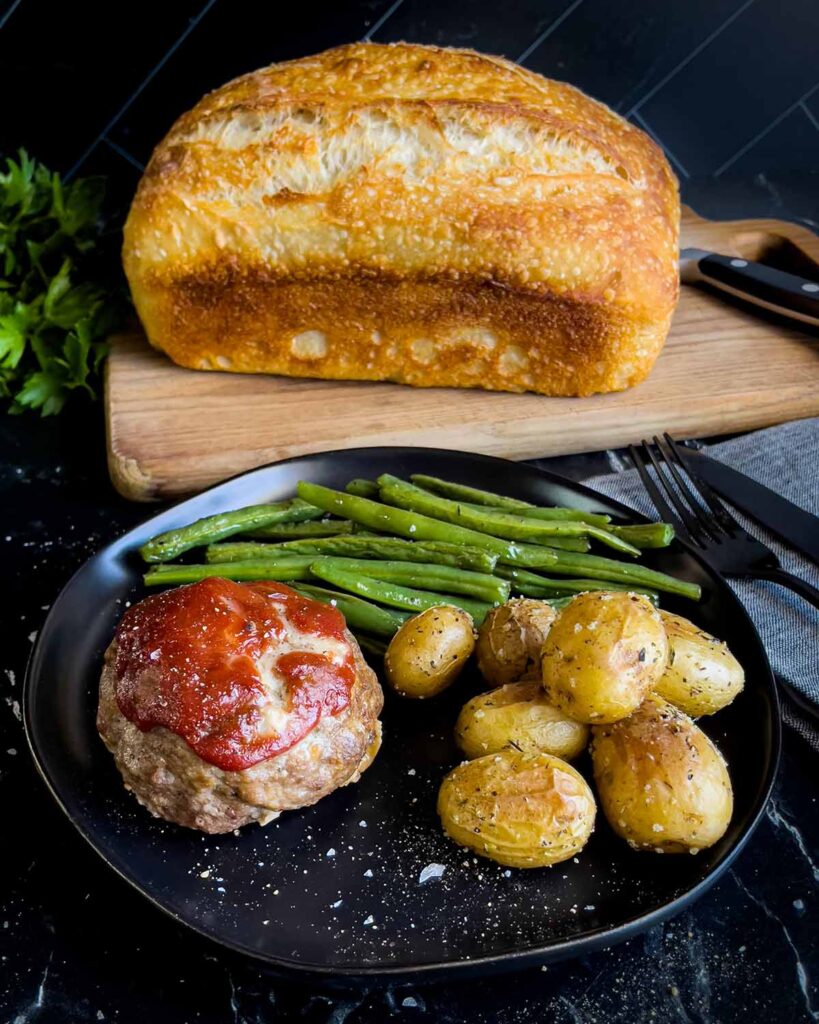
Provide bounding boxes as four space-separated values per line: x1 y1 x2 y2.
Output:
0 0 817 226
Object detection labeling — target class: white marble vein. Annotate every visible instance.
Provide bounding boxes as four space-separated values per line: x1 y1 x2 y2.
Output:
731 870 818 1021
767 799 819 883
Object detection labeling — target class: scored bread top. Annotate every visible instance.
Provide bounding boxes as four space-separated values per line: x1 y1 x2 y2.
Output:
124 42 678 320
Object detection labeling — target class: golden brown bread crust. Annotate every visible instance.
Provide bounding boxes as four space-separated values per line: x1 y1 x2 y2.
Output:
123 42 680 397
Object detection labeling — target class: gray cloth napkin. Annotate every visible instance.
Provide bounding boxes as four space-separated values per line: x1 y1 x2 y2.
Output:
583 417 819 749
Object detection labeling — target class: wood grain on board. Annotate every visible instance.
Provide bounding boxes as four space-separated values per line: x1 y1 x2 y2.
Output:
106 207 819 500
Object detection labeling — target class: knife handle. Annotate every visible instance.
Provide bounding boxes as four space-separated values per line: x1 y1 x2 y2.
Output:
681 252 819 328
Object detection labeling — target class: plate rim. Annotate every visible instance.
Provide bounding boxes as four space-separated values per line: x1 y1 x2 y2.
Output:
23 444 782 979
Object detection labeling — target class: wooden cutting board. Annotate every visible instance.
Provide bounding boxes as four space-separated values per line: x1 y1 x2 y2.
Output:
106 207 819 501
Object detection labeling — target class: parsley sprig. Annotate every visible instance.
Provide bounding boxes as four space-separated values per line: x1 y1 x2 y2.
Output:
0 150 126 415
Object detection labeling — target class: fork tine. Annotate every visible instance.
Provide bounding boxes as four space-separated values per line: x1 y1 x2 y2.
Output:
640 440 710 547
664 434 740 536
628 444 688 537
653 435 724 542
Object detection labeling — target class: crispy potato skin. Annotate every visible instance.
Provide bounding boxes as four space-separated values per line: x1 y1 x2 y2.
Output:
455 680 589 760
385 605 475 698
438 749 595 867
654 611 744 717
591 694 733 853
476 599 557 686
541 592 668 724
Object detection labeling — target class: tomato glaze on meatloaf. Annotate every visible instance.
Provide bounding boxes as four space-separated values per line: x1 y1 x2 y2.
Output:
97 578 383 833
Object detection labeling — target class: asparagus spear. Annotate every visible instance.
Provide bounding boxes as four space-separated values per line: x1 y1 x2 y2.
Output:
206 536 497 573
410 474 611 526
377 475 640 556
291 583 409 637
308 556 510 605
139 499 323 563
143 556 316 586
495 564 660 604
309 562 492 624
297 481 516 559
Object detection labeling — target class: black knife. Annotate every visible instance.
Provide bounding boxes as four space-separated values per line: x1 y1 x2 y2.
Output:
679 447 819 564
679 248 819 328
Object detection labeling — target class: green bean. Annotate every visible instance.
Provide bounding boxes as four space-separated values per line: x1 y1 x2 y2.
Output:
446 516 593 549
246 520 353 540
501 546 700 600
308 562 492 624
409 475 532 510
354 634 388 659
460 499 609 529
408 541 498 572
494 565 659 603
139 499 323 563
411 474 611 526
143 556 316 586
502 533 589 552
297 481 515 558
377 475 640 556
609 523 675 549
291 583 409 637
504 505 611 528
308 556 509 605
207 536 497 573
345 479 380 499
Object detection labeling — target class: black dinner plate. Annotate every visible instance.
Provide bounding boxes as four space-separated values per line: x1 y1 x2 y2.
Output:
23 447 780 980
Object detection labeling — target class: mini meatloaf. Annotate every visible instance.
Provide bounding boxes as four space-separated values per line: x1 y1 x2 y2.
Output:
97 578 383 833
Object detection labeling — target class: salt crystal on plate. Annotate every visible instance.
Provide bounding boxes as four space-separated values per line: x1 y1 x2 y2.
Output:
363 915 375 925
326 848 336 858
364 869 373 878
418 863 446 884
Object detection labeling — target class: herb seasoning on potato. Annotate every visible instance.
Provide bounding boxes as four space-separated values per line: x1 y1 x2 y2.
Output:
385 605 475 698
455 680 589 761
654 611 744 717
437 750 596 868
541 591 668 723
591 694 733 853
475 599 557 686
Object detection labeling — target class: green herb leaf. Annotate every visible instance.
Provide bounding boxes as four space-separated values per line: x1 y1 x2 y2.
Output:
0 149 126 415
13 370 67 416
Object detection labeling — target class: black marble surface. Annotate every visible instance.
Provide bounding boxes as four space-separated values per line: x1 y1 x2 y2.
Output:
1 0 819 1017
1 404 817 1024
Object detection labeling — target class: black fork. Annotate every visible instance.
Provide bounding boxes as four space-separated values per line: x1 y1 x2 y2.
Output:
629 434 819 611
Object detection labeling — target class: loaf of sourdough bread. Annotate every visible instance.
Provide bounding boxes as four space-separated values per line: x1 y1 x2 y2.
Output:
122 43 680 396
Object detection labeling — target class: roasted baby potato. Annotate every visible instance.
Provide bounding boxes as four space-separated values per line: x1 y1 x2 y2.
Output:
437 749 596 868
541 592 668 724
475 599 557 686
591 694 733 853
654 611 744 717
385 605 475 698
455 680 589 761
